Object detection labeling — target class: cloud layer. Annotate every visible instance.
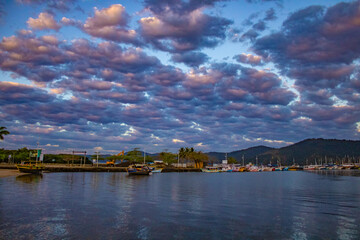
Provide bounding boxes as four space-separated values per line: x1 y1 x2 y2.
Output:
1 0 360 153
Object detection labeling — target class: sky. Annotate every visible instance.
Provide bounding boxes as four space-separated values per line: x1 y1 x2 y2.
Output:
0 0 359 155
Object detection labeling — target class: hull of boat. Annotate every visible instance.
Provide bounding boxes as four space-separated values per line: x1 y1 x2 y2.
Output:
288 167 304 171
127 164 152 176
304 167 316 170
17 165 44 174
201 169 221 173
127 170 151 175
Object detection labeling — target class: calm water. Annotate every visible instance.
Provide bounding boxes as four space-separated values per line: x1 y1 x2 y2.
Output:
1 171 360 239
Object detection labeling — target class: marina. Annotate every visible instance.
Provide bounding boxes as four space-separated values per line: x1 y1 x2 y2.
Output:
2 161 360 175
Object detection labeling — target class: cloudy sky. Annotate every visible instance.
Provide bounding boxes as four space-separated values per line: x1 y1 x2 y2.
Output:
0 0 359 154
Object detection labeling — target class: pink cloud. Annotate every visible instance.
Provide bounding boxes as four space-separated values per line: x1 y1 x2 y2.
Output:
27 12 61 31
235 53 264 65
139 4 232 52
83 4 139 44
85 4 128 28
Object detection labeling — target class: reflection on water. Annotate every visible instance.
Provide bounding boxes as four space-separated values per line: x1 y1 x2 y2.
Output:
308 169 360 177
0 172 359 239
16 174 43 183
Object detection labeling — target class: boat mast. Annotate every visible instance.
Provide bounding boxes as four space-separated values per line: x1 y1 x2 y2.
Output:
36 141 39 165
143 150 145 164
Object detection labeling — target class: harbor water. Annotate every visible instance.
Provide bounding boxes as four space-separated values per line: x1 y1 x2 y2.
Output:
0 171 360 239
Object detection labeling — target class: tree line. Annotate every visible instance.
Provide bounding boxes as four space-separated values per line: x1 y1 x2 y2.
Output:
1 126 239 166
93 147 211 167
0 146 214 167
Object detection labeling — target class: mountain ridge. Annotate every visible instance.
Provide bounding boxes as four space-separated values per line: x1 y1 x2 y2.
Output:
205 138 360 165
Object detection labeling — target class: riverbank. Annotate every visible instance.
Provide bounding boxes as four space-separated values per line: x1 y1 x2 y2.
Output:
0 164 128 172
0 164 202 173
0 169 28 178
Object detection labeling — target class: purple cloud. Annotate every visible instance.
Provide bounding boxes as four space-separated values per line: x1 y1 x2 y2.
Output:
252 1 360 129
16 0 78 12
146 65 185 86
234 53 265 66
2 0 360 154
82 4 141 45
171 52 209 67
254 2 360 81
0 34 66 84
0 82 54 104
139 0 233 53
217 65 296 105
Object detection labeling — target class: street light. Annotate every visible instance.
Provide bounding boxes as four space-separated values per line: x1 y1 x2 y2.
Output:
95 151 100 167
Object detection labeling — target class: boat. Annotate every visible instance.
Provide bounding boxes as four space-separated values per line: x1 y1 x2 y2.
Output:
202 166 221 173
238 166 247 172
151 168 162 173
127 164 152 175
341 164 357 169
247 165 260 172
288 159 303 171
221 165 233 172
231 165 246 172
16 161 44 174
304 165 316 170
127 150 153 175
288 165 304 171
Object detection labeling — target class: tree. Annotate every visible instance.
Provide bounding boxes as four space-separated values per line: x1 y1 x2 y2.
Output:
0 127 10 141
179 147 185 163
105 155 117 161
159 151 177 165
179 147 194 163
123 148 150 163
188 151 208 168
228 157 238 164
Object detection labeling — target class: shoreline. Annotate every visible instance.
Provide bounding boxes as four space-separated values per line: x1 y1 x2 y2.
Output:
0 164 202 173
0 169 28 178
1 164 359 178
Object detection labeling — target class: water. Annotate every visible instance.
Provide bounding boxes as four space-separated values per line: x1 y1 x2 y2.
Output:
0 171 360 239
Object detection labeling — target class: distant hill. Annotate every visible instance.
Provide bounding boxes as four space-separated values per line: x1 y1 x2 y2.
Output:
261 138 360 165
80 139 360 166
206 146 274 164
205 138 360 165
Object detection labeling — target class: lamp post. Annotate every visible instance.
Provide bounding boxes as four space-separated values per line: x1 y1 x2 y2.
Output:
95 151 100 167
178 152 180 167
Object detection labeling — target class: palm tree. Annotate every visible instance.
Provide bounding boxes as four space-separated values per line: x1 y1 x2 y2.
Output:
0 127 10 141
178 147 185 165
188 150 208 168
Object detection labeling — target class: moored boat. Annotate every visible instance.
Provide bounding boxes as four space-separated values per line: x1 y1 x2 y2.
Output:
304 165 317 170
16 161 44 174
127 164 152 175
151 168 162 173
288 165 304 171
202 166 221 173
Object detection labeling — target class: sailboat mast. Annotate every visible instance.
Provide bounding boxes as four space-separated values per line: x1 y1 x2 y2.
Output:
36 141 39 164
143 150 145 164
